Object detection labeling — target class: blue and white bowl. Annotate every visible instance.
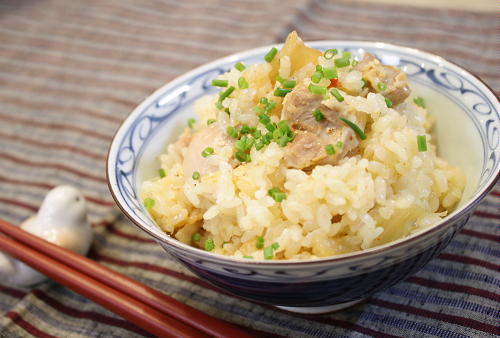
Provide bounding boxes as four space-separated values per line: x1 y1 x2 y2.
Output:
107 41 500 314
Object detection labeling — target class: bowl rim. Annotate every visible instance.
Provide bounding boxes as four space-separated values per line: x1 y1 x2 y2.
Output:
107 40 500 266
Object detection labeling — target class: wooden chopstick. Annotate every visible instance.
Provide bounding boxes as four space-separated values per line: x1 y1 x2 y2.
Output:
0 219 252 338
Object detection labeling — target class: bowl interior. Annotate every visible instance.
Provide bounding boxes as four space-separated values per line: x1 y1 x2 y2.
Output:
109 41 499 261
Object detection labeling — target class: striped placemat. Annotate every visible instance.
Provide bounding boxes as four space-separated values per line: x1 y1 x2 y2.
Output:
0 0 498 336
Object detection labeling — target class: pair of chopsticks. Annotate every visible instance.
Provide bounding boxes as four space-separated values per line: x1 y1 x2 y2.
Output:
0 219 252 337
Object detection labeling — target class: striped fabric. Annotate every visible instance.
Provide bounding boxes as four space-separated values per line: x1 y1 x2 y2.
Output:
0 0 498 336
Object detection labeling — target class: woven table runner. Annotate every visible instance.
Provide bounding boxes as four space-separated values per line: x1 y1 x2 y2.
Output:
0 0 498 336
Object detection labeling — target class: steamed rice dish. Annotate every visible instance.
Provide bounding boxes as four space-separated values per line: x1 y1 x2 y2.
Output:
142 32 464 260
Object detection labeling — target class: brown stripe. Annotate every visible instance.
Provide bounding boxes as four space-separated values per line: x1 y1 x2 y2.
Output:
460 229 499 242
0 113 113 142
0 197 38 212
6 312 58 338
438 253 500 272
0 131 106 161
0 152 107 183
474 210 500 220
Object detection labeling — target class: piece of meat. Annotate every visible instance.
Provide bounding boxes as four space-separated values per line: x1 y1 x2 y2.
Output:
182 124 234 177
281 84 359 169
355 53 410 105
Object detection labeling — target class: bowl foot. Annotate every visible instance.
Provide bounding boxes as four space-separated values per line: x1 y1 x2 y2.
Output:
275 298 366 314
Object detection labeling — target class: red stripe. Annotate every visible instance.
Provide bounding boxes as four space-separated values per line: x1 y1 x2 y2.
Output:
0 152 106 183
369 298 499 335
438 253 500 272
31 290 153 337
0 197 37 212
106 226 157 244
0 285 27 299
407 276 500 302
0 113 113 142
473 210 500 220
490 191 500 197
460 229 499 242
6 312 58 338
0 131 106 161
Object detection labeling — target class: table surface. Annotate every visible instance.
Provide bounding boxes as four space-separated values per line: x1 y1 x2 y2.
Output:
0 0 498 337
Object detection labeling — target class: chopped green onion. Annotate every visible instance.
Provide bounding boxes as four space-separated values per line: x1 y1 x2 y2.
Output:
323 67 338 79
266 101 277 112
254 106 265 113
265 122 276 132
255 139 265 150
259 113 271 124
311 71 323 84
219 86 235 101
187 118 196 129
276 75 285 83
313 109 325 121
235 151 251 162
238 77 249 89
351 59 359 66
385 97 393 108
144 198 155 209
240 125 251 134
265 47 278 62
316 65 323 72
212 79 228 87
277 136 289 147
340 118 367 140
256 236 265 249
336 141 344 149
308 84 327 95
331 88 344 102
201 147 215 157
324 49 338 59
282 79 296 89
260 97 269 105
264 245 274 260
414 96 426 108
205 239 215 251
192 171 200 180
243 255 254 259
335 57 350 68
361 78 368 88
262 133 273 145
207 119 216 125
272 242 280 250
234 62 246 72
252 129 262 139
274 88 292 97
417 135 427 152
377 82 388 91
342 51 351 58
325 144 335 155
268 187 287 202
192 233 201 242
159 168 166 178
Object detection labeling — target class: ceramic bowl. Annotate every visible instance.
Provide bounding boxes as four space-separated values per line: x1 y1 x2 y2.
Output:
107 41 500 314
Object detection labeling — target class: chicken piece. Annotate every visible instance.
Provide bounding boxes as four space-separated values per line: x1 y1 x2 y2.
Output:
356 53 410 105
281 84 359 169
182 124 234 178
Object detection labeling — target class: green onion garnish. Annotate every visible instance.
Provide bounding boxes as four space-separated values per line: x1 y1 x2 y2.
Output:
316 65 323 72
187 118 196 129
259 113 271 124
201 147 215 157
330 88 344 102
219 86 235 101
207 119 216 125
264 245 274 260
308 84 327 95
192 171 200 180
159 168 166 178
212 79 228 87
144 198 155 209
414 96 426 108
240 125 251 135
234 62 246 71
385 97 393 108
265 47 278 62
235 151 251 162
351 59 359 66
417 135 427 152
256 236 264 249
311 71 323 84
274 88 292 97
323 67 337 79
252 129 262 139
272 242 280 250
266 101 277 112
313 109 325 121
282 79 296 89
205 239 215 251
238 77 249 89
377 82 387 91
324 49 338 59
340 118 367 140
192 233 201 242
336 141 344 149
268 187 287 202
342 51 351 58
243 255 254 259
260 97 269 105
325 144 335 155
335 57 350 68
255 139 265 150
361 78 368 88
